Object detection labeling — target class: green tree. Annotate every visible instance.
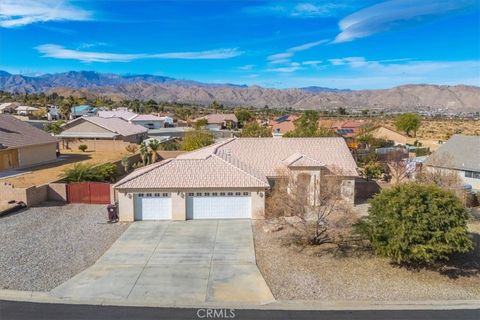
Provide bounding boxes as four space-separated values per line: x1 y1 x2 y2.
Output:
147 139 161 163
284 111 337 137
181 131 214 151
194 118 208 130
78 144 88 152
394 113 422 137
359 161 383 181
234 109 252 126
43 120 65 134
358 183 473 264
139 141 152 166
121 155 130 173
61 163 119 182
240 121 272 137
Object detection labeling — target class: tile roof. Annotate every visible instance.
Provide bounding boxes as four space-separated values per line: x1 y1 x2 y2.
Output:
98 109 138 121
196 113 238 124
425 134 480 172
132 114 164 121
215 138 358 176
0 114 58 148
116 137 358 190
65 117 148 137
115 154 269 189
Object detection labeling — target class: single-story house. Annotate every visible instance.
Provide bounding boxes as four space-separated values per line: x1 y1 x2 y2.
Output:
424 134 480 191
16 106 39 116
57 116 148 150
98 108 169 129
0 114 58 170
318 120 369 138
70 105 98 119
269 115 298 137
114 137 358 221
368 125 410 145
194 113 238 130
0 102 18 114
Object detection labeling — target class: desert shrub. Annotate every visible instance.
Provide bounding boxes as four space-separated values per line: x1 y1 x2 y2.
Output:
358 183 473 264
61 163 119 182
181 130 214 151
78 144 88 152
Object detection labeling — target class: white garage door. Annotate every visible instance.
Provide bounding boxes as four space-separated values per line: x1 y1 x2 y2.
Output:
134 192 172 220
187 191 251 219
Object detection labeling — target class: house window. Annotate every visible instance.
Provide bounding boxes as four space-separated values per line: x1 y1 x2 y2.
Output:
138 193 144 197
196 192 202 196
235 192 241 196
220 192 226 196
154 193 160 197
188 193 194 196
227 192 234 196
243 192 250 196
212 192 218 196
465 171 480 179
146 193 152 197
204 192 210 196
162 193 169 197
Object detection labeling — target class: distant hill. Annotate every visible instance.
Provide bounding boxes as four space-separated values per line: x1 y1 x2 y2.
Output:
0 70 479 112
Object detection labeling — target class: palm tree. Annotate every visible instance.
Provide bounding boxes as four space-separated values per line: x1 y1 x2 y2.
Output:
148 139 161 163
139 142 151 166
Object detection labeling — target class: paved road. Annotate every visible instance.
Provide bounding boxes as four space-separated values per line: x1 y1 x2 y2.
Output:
1 300 479 320
52 220 273 305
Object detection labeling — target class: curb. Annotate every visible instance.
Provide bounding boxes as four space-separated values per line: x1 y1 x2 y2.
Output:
1 290 479 311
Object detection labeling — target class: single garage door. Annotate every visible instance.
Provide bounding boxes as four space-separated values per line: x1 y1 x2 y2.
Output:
134 192 172 220
187 191 251 219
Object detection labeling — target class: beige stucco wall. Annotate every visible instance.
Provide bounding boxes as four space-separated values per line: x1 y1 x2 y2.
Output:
18 143 57 168
115 187 266 222
62 119 112 134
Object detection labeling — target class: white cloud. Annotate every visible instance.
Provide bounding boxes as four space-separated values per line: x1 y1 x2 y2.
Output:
302 60 322 66
334 0 477 43
267 39 328 67
267 62 303 73
238 64 255 71
245 1 353 18
36 44 243 63
288 39 329 52
267 52 294 61
0 0 92 28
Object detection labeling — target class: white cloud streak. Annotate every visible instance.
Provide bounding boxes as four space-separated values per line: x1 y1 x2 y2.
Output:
36 44 243 63
334 0 477 43
267 39 328 68
0 0 92 28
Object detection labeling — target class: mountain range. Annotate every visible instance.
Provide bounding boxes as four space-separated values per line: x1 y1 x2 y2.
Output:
0 71 479 112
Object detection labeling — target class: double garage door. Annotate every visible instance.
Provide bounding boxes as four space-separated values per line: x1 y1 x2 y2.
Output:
134 191 251 220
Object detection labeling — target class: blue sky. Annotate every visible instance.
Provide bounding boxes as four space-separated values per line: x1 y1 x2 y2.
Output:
0 0 479 89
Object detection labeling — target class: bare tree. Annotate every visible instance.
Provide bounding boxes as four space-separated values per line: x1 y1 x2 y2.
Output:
383 149 409 184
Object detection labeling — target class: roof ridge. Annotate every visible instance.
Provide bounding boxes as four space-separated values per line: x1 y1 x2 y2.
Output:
213 151 269 186
114 158 174 188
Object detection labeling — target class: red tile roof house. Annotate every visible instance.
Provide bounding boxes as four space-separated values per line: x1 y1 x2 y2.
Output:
193 113 238 131
114 137 358 221
0 114 58 170
269 115 299 136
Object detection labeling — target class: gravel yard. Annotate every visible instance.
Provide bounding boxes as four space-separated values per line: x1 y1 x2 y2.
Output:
253 220 480 301
0 203 129 291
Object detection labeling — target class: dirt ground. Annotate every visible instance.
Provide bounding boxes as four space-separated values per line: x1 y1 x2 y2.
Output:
382 119 480 140
253 219 480 301
2 150 128 188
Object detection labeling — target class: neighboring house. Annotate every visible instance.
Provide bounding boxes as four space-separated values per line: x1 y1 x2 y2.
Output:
194 113 238 130
318 120 369 138
98 108 168 129
57 117 148 150
47 105 60 120
424 134 480 191
0 102 18 114
114 137 358 221
368 125 410 145
16 105 39 116
0 115 58 170
269 115 298 137
70 105 98 119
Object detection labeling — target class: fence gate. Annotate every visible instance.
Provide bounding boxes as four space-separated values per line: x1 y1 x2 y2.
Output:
67 182 111 204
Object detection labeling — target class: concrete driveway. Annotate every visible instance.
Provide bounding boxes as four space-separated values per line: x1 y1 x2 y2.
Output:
51 220 274 305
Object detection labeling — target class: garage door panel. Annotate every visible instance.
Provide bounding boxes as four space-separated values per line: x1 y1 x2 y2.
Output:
187 195 251 219
135 194 172 220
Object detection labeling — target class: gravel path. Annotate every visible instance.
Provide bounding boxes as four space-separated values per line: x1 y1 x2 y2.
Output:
253 220 480 301
0 203 129 291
